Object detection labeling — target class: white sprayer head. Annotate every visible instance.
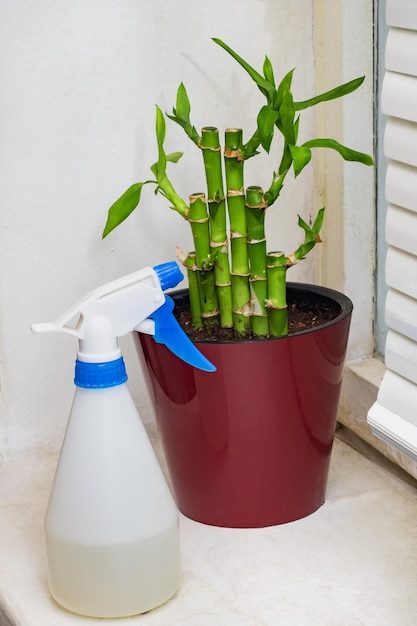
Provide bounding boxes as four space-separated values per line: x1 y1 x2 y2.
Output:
32 266 169 362
32 263 215 384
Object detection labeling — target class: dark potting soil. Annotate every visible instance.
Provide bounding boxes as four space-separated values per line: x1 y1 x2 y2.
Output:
176 298 340 343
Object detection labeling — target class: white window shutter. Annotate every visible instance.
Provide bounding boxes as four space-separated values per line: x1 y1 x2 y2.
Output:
368 1 417 461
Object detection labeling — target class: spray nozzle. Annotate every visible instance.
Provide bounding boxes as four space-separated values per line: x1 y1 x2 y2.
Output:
31 262 216 373
153 262 183 291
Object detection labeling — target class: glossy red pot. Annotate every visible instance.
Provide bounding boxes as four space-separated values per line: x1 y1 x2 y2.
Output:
136 283 352 528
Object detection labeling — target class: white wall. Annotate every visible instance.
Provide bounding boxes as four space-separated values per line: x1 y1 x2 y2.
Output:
0 0 321 457
314 0 375 361
341 1 375 360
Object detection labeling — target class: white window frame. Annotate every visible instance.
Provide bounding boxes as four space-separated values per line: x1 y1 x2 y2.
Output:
313 2 417 477
367 0 417 474
316 0 417 479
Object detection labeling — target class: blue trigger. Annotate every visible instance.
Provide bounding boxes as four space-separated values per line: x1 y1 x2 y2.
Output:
149 297 216 373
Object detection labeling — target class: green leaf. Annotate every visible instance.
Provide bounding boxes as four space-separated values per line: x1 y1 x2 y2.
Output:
151 152 183 177
212 38 275 102
279 88 296 145
150 161 158 178
293 211 325 262
175 82 191 122
278 145 293 176
297 209 325 240
166 151 183 164
276 88 296 175
149 106 189 217
257 106 279 153
263 55 275 88
241 129 261 159
155 106 167 182
167 84 201 145
294 76 365 111
294 240 316 261
102 182 151 238
293 116 300 143
312 207 325 235
272 69 294 111
302 138 374 165
155 105 166 145
289 145 312 177
297 214 314 240
167 112 200 145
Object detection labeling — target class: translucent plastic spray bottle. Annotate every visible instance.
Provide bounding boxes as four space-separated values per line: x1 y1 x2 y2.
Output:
32 262 215 618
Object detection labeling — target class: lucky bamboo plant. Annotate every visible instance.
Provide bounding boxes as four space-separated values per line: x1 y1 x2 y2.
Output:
103 39 373 338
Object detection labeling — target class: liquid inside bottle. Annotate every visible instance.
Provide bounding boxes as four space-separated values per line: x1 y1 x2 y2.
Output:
45 521 181 618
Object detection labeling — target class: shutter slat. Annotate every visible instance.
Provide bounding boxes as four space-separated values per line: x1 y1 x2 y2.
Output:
384 117 417 167
385 329 417 385
385 161 417 212
386 288 417 342
386 0 417 30
385 247 417 300
386 204 417 255
381 71 417 122
385 28 417 77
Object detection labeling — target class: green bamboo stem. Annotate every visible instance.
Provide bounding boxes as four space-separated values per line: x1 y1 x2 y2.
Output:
200 127 233 328
266 251 289 337
188 193 219 328
182 251 203 329
246 186 269 337
224 128 251 335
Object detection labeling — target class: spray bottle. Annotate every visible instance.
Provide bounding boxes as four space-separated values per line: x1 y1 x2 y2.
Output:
32 262 215 618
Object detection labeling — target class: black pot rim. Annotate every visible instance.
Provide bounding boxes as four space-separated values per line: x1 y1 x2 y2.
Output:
168 282 353 344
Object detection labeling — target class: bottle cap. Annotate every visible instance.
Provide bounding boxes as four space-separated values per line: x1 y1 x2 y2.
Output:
74 357 128 388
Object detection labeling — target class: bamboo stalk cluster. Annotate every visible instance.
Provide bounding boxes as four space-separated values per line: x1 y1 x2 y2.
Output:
103 39 373 338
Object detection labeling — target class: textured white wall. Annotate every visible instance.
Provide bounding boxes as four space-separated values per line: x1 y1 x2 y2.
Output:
313 0 375 361
0 0 320 456
341 1 375 360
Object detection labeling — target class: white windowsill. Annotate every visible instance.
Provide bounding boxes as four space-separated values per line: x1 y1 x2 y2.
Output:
338 356 417 481
1 419 417 625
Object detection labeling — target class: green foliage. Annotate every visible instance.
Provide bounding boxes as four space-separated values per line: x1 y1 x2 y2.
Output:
257 106 279 153
212 38 275 103
294 208 325 262
102 107 188 237
103 39 374 337
102 183 149 238
289 145 312 178
167 83 201 145
211 39 373 188
302 138 374 166
293 76 365 111
262 56 275 88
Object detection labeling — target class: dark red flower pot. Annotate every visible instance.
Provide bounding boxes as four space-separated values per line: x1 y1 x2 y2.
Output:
136 283 352 528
